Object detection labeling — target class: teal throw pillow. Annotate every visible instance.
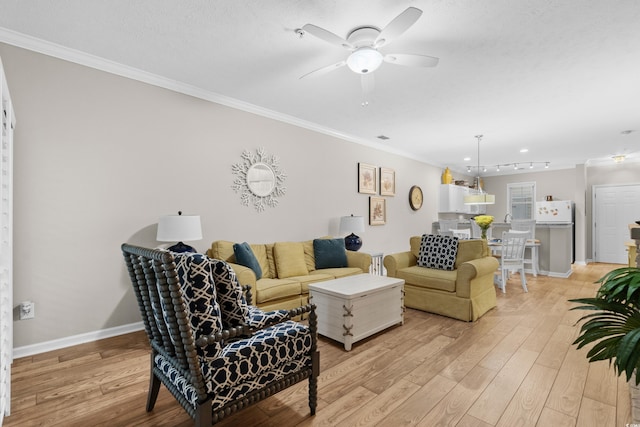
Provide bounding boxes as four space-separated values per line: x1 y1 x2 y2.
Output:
233 242 262 279
313 238 348 269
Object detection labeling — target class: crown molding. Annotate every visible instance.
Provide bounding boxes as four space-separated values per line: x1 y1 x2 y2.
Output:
0 27 425 163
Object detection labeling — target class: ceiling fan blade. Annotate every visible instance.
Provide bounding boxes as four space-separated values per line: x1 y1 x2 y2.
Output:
302 24 353 50
384 53 439 67
374 7 423 48
361 74 375 106
299 60 347 79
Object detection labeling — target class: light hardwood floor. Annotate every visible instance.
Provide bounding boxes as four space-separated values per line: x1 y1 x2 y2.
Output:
5 263 633 426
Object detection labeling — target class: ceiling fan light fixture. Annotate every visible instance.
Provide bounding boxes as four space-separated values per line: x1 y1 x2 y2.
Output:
347 47 383 74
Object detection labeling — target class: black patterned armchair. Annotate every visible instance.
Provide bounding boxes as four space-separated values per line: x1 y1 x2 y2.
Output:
121 244 319 426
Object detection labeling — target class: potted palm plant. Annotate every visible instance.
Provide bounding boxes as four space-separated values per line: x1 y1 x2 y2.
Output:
570 266 640 422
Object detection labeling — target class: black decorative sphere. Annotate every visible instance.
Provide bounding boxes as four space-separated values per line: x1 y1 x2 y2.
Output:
344 233 362 251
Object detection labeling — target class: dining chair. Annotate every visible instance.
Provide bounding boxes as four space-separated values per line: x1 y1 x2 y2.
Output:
509 219 537 276
450 228 471 240
497 230 528 293
438 219 459 235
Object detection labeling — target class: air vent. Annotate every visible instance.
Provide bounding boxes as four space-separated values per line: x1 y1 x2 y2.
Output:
377 135 390 140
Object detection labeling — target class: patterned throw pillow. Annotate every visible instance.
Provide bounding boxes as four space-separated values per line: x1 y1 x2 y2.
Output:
174 253 224 357
417 234 459 271
209 258 251 328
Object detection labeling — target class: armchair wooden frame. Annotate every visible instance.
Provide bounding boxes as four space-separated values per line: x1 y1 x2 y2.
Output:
121 244 319 426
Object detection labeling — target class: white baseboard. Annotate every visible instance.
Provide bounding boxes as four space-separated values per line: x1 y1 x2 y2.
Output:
13 322 145 359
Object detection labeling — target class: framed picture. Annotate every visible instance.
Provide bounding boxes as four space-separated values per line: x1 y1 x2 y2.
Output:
379 167 395 196
358 163 377 194
369 197 386 225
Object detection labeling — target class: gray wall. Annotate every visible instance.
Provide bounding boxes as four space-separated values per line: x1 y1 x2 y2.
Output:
483 163 640 264
4 40 640 350
1 43 444 348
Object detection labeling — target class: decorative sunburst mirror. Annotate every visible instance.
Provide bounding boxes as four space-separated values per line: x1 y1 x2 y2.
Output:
232 147 287 212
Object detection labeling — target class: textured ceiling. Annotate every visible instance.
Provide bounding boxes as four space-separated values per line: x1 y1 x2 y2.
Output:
1 0 639 176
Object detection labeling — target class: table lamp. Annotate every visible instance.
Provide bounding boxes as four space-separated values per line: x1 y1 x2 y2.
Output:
156 211 203 253
339 214 365 251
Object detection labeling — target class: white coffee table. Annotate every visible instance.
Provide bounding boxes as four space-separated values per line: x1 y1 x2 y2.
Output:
308 274 404 351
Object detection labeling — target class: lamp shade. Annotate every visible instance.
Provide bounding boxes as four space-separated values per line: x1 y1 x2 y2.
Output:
464 193 496 205
339 215 365 234
157 214 203 242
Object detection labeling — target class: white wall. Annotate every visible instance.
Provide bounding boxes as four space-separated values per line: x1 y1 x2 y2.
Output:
0 43 444 348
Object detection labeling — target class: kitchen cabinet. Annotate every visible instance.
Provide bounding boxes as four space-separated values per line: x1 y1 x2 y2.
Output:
439 184 486 214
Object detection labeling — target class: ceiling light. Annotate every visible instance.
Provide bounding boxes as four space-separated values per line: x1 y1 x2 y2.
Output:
467 166 471 173
545 162 549 168
613 155 626 163
529 162 533 169
513 163 518 170
464 135 495 205
483 166 487 172
520 148 529 153
464 157 471 161
496 165 500 172
347 47 383 74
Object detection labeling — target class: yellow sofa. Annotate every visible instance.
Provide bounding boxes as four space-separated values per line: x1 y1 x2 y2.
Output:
208 239 372 312
384 237 499 322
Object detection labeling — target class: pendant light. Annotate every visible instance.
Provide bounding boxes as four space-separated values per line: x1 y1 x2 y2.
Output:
464 135 495 205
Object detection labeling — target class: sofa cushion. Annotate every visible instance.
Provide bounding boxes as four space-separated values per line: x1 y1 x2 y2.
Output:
254 278 301 304
233 242 263 279
289 273 335 293
417 234 459 271
209 240 236 263
265 243 277 279
274 242 309 278
311 267 363 279
396 265 457 292
302 240 316 272
313 238 348 269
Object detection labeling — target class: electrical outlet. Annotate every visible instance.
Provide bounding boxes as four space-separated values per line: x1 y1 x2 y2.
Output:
19 301 35 320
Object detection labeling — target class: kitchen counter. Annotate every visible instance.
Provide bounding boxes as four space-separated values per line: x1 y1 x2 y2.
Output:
492 222 573 278
432 221 574 277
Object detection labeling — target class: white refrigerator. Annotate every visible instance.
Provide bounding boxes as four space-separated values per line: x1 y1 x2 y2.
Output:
535 200 573 224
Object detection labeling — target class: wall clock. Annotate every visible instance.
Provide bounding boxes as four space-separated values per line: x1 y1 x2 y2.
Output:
409 185 423 211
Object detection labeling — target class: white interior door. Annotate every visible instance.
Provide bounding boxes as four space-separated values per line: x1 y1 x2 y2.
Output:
593 184 640 263
0 58 14 423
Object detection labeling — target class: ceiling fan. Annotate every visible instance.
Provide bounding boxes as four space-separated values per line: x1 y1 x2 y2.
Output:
299 7 439 102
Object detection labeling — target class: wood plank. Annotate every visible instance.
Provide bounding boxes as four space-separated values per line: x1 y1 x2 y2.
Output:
3 262 632 427
378 374 457 426
536 407 576 427
416 366 497 426
495 363 558 427
576 396 616 427
545 341 590 417
468 347 540 425
583 360 618 407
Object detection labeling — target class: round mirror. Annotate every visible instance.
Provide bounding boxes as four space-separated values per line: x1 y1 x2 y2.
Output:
246 162 276 197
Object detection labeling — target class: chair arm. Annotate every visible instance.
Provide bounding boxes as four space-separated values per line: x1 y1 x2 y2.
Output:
194 303 318 348
242 284 253 306
456 257 500 298
346 251 372 273
383 252 417 277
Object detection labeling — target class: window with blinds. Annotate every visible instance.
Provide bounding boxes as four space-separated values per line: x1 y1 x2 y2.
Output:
507 182 536 220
